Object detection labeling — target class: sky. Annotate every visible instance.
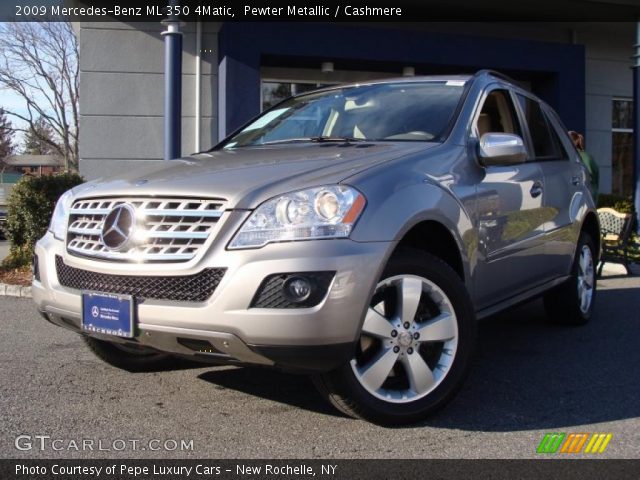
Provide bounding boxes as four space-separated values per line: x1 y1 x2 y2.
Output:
1 86 29 149
0 86 48 150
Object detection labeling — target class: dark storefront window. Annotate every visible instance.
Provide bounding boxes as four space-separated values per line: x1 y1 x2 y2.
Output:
612 99 634 197
262 82 333 111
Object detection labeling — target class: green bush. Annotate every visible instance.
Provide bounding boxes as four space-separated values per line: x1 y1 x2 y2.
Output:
1 245 32 270
2 172 84 267
597 194 634 214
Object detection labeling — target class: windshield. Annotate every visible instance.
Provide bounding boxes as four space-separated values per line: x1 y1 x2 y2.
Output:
220 81 467 149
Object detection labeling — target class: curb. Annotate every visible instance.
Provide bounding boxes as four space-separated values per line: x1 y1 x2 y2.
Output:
0 283 32 298
600 262 640 276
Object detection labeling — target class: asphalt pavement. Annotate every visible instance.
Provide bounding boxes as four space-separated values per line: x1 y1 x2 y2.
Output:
0 274 638 459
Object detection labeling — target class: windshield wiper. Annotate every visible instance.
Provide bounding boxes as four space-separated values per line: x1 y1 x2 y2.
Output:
259 138 316 145
260 136 365 146
309 136 364 143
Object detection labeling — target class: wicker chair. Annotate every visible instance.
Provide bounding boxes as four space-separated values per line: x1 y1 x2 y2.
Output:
597 208 635 276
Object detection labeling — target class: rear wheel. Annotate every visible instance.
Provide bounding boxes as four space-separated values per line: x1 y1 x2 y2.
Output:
83 336 174 372
544 232 597 325
313 248 476 425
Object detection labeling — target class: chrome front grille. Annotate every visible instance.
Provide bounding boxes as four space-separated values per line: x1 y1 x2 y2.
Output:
66 197 226 262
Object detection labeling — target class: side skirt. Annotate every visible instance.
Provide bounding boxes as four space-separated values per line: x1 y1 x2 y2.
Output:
476 275 571 320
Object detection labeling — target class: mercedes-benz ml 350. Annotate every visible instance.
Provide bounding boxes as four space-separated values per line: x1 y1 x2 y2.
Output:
33 71 599 425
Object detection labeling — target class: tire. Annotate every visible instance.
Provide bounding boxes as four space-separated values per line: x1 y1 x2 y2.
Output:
543 232 597 326
83 336 175 372
313 247 476 426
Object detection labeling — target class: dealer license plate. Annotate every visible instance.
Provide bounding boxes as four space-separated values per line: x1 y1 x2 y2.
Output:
81 292 134 338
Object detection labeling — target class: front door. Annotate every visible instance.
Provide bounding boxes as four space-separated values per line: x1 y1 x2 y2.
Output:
473 88 550 309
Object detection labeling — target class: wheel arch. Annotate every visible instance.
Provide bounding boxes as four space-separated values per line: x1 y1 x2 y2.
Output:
581 210 601 259
393 219 468 285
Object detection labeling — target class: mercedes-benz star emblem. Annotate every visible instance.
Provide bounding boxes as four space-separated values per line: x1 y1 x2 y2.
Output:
100 204 137 251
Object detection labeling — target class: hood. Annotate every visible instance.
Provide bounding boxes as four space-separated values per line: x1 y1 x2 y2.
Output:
77 142 436 208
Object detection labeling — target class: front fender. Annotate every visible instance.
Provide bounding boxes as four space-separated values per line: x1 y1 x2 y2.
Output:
350 179 476 286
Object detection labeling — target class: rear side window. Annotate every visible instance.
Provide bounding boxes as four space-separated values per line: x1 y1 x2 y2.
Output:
516 95 563 160
543 108 573 159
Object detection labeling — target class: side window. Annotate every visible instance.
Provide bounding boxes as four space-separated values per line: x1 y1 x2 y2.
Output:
516 94 562 160
542 108 571 160
475 89 522 138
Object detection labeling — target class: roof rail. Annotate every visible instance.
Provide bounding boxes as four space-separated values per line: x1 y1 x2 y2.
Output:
473 69 517 84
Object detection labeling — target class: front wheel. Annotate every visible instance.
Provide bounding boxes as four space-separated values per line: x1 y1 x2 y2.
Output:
314 248 476 425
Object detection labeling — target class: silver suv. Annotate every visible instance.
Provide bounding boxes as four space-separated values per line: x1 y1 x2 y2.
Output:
33 71 599 425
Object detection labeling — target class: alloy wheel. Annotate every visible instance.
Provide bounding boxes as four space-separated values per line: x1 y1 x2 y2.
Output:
577 245 595 314
351 274 458 403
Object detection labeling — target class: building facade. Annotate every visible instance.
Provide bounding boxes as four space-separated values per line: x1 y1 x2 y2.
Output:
77 21 637 200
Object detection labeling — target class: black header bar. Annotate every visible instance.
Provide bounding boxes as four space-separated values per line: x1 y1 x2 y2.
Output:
2 0 640 22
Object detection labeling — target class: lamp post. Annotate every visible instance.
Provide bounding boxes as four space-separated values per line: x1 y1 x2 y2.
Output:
161 6 184 160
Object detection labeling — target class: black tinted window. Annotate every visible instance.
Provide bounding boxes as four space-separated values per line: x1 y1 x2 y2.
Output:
543 110 570 159
517 95 560 159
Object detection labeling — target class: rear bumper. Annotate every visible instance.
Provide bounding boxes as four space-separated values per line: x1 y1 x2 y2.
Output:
33 232 393 372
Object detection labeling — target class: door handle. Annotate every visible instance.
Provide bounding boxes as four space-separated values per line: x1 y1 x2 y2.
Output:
571 175 582 186
530 182 543 198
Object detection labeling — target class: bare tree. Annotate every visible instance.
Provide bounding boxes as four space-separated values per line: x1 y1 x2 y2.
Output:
0 22 78 171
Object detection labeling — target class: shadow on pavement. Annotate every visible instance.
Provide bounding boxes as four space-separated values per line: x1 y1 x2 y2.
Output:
198 367 343 418
196 286 640 429
429 286 640 431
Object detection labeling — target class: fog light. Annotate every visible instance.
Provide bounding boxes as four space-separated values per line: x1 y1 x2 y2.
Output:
283 276 313 303
251 271 335 309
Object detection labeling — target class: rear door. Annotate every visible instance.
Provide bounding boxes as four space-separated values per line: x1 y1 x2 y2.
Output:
473 87 549 308
514 94 583 279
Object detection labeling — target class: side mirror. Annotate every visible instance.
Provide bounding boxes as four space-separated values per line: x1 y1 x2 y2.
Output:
478 133 527 166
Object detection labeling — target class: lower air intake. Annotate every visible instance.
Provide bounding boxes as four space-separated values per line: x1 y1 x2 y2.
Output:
55 255 225 302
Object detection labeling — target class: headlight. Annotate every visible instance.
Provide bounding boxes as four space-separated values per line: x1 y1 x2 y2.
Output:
49 189 74 241
229 185 366 249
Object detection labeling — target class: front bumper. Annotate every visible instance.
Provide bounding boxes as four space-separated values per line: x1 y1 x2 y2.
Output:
33 231 393 372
